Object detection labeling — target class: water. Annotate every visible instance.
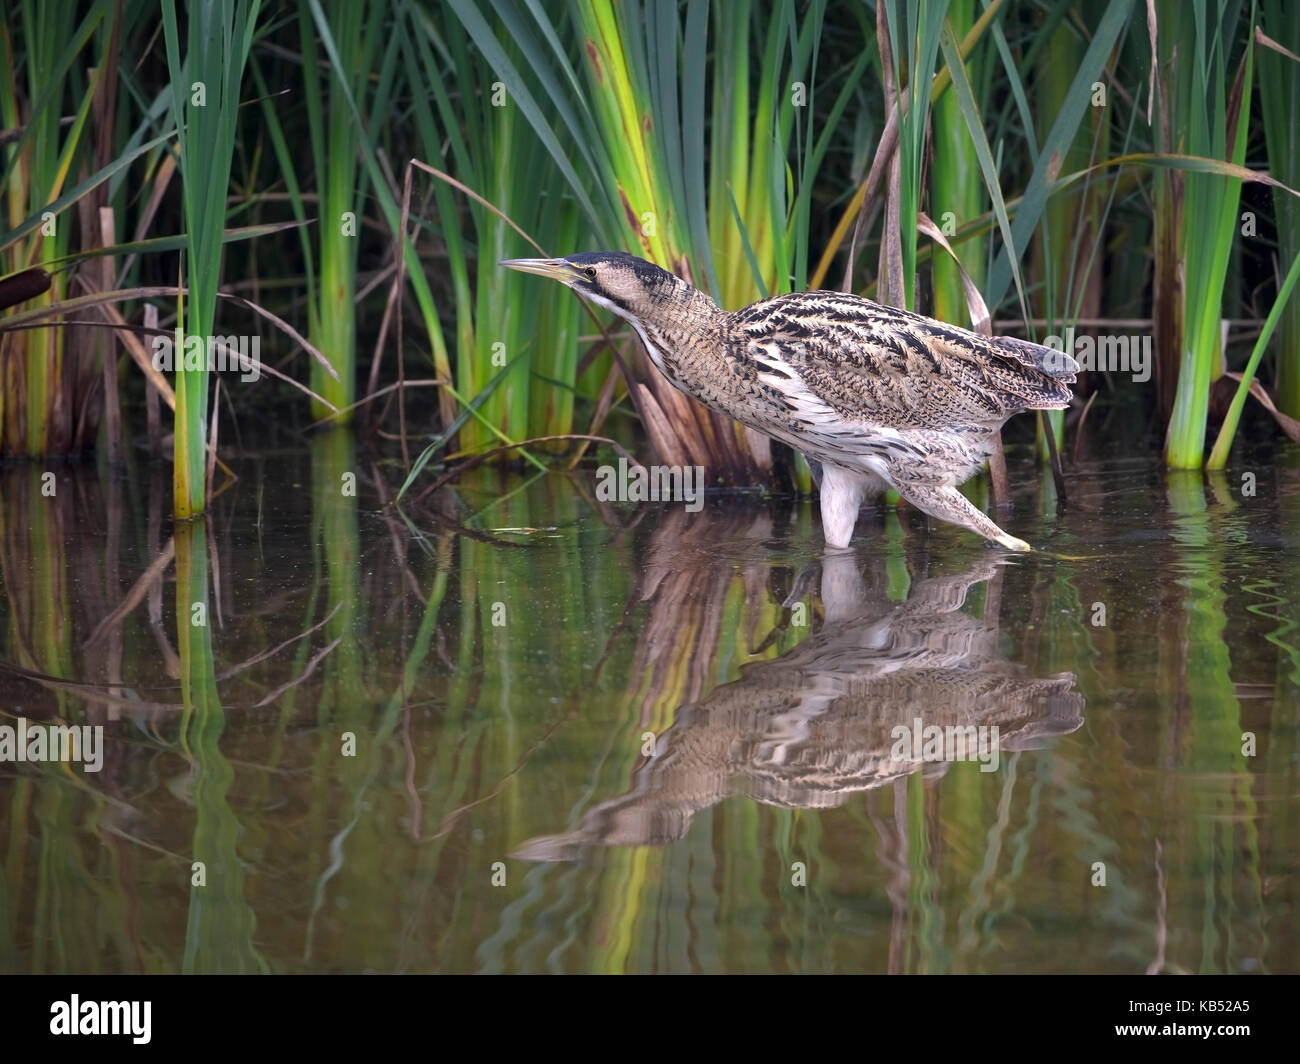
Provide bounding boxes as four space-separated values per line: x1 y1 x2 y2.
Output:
1 437 1297 973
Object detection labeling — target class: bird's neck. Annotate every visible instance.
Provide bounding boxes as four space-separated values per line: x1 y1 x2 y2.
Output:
624 284 728 388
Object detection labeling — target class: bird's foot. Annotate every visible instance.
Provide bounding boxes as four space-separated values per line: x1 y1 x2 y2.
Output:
887 477 1033 553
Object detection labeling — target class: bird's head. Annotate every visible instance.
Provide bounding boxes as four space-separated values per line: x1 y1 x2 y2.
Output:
500 251 689 326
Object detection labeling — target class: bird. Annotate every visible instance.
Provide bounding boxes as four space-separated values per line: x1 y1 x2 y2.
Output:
501 251 1077 551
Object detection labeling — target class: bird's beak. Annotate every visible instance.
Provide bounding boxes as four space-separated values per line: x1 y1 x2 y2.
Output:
499 258 585 285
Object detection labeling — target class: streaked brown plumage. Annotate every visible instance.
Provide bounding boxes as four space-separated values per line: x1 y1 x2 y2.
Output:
502 252 1077 550
512 556 1084 860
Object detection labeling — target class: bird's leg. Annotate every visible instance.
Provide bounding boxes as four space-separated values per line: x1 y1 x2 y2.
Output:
818 464 870 549
819 551 867 621
893 480 1032 552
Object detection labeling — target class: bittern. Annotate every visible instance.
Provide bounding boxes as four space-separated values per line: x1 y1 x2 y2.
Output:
502 252 1077 550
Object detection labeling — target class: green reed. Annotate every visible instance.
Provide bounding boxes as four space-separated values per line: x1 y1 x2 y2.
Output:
254 0 394 422
1162 0 1253 469
404 5 584 452
0 2 106 455
1259 0 1300 418
929 0 988 323
881 0 948 312
441 0 839 474
0 0 1297 490
162 0 262 516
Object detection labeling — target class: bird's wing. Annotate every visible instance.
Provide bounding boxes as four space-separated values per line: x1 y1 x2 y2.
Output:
736 292 1075 430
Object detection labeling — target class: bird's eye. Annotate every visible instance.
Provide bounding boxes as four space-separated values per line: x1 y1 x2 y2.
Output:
585 267 597 280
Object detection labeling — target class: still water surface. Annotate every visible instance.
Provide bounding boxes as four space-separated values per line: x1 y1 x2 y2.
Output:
1 439 1296 973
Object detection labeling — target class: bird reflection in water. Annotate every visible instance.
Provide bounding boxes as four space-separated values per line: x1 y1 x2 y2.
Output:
514 524 1084 862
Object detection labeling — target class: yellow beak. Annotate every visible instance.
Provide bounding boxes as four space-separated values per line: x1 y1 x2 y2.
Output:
499 258 586 285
